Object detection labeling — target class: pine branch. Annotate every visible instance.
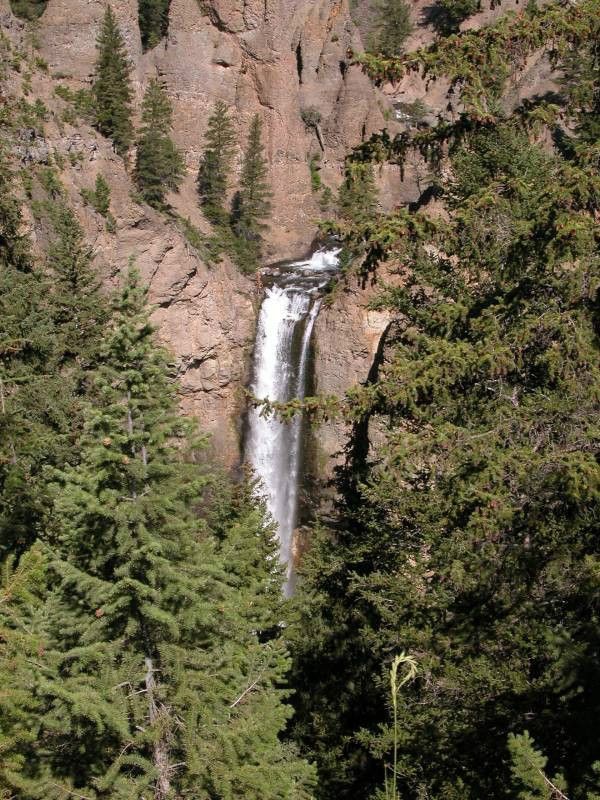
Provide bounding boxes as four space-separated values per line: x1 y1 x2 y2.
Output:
229 669 266 708
49 784 94 800
536 767 570 800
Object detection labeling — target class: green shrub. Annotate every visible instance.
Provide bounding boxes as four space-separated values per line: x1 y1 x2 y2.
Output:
8 0 47 20
368 0 412 57
309 152 322 192
54 85 96 122
81 174 111 216
301 106 322 129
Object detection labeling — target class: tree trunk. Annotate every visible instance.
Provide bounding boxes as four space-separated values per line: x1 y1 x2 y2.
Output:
145 656 171 800
315 123 325 152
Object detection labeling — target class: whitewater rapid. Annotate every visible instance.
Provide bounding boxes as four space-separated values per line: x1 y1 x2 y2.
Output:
245 248 340 594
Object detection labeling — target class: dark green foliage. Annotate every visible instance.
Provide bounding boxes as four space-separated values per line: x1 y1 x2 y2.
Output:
134 79 184 209
0 162 54 556
82 174 111 216
0 546 48 798
0 165 56 555
31 270 314 798
197 100 237 224
0 158 107 557
368 0 412 57
231 114 272 255
198 108 272 273
430 0 480 35
92 6 133 155
43 202 107 368
138 0 170 50
8 0 47 20
292 7 600 798
338 162 378 224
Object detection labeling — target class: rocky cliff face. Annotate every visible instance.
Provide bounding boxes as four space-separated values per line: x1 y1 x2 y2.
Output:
1 0 400 467
37 0 392 258
1 0 558 475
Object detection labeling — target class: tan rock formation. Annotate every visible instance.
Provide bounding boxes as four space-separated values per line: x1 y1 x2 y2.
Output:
2 0 405 468
36 0 398 258
312 268 399 479
2 0 559 480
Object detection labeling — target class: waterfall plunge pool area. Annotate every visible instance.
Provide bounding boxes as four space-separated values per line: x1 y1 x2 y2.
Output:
244 248 341 595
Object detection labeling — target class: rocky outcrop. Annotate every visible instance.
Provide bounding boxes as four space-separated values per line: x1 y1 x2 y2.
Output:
312 267 399 480
36 0 398 259
2 0 404 467
1 31 255 467
2 0 559 478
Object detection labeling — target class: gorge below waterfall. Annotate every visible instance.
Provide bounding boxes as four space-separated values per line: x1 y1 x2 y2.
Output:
245 248 340 594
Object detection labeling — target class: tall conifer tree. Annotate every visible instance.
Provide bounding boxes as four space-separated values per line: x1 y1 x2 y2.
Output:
368 0 412 56
138 0 170 50
45 202 107 369
35 270 313 798
197 100 237 224
0 164 69 555
134 79 184 209
92 6 134 155
231 114 272 265
291 7 600 798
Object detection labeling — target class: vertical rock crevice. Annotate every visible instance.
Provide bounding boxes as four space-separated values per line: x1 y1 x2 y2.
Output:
295 40 303 84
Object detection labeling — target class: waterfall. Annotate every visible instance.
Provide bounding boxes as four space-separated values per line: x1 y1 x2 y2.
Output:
245 248 340 594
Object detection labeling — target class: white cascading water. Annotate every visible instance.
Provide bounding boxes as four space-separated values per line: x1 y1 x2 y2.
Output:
245 248 340 594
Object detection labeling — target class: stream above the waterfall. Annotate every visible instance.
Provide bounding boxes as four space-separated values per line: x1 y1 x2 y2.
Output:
244 248 340 595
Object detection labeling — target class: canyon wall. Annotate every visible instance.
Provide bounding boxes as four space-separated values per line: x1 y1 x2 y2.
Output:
1 0 401 466
1 0 559 474
36 0 394 259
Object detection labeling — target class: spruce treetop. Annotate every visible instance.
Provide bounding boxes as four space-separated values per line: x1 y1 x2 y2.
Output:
197 99 237 224
139 77 174 136
92 5 134 154
232 113 272 241
135 80 184 208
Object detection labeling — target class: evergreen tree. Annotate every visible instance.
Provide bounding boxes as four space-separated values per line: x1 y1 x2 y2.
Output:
83 173 112 216
0 159 63 556
34 269 313 798
368 0 412 57
134 79 184 209
0 546 48 799
138 0 170 51
231 114 272 268
45 202 107 369
0 161 108 557
431 0 480 35
291 4 600 799
338 162 378 224
197 100 237 225
92 6 134 155
194 473 317 799
94 174 111 216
